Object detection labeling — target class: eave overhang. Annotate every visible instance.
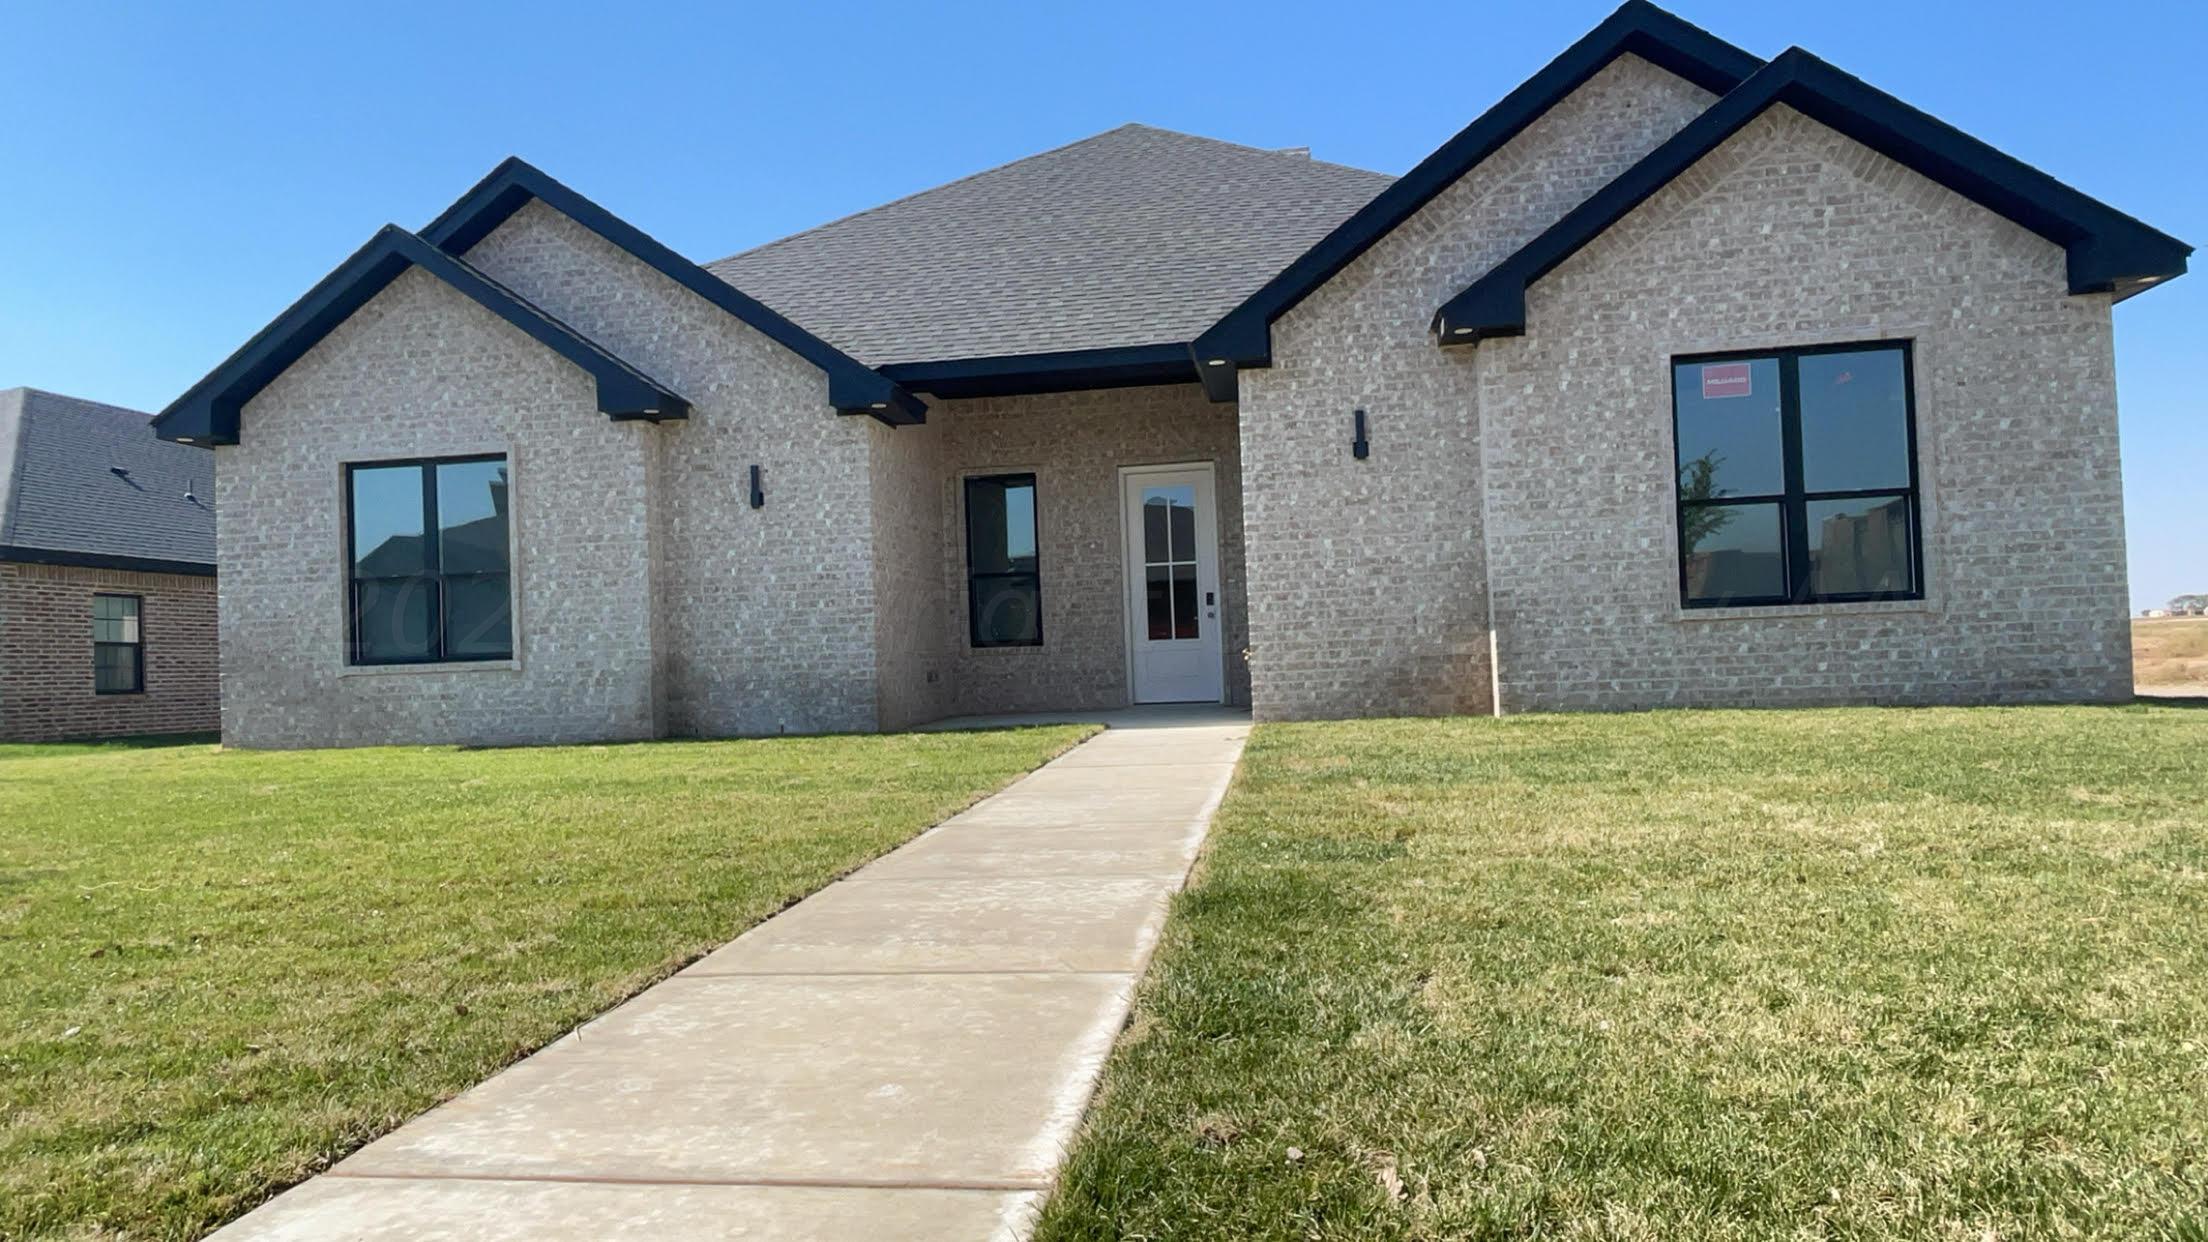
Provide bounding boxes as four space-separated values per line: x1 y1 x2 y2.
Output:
153 227 689 446
0 544 217 577
880 343 1200 400
422 158 926 425
1432 48 2193 345
1187 0 1763 402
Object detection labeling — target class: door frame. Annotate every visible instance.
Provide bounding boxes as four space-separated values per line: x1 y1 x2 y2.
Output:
1117 461 1226 705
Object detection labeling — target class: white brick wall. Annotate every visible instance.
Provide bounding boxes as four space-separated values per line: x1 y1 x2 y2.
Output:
463 201 884 737
210 69 2137 743
213 201 1250 746
1477 106 2131 710
1239 55 1717 720
219 267 662 748
917 385 1249 716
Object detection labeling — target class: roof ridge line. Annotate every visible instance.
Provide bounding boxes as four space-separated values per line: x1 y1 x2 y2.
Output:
708 122 1384 271
1108 122 1387 179
708 125 1159 268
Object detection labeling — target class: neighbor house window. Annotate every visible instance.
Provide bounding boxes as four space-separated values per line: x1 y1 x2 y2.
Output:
92 594 143 693
964 473 1041 646
346 455 513 664
1673 341 1922 608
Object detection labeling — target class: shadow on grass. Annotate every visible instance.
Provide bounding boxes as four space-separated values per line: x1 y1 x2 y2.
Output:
0 731 220 759
2136 694 2208 710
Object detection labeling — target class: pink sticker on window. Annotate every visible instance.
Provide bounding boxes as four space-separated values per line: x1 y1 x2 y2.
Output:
1701 362 1752 400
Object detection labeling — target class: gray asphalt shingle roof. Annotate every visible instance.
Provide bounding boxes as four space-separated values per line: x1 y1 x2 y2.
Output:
0 388 216 568
705 124 1395 367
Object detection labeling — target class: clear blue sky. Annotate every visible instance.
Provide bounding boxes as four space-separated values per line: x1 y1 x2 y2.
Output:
2 0 2197 610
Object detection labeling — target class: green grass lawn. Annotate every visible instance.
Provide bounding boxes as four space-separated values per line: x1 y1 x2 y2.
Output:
0 726 1090 1240
1039 706 2208 1241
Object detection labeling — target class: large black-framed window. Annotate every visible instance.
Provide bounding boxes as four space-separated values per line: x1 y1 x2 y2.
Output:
345 454 513 664
92 593 143 694
1672 340 1923 608
964 473 1042 647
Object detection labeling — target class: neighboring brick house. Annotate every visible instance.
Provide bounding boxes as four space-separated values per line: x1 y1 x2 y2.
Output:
1 388 218 740
153 3 2187 749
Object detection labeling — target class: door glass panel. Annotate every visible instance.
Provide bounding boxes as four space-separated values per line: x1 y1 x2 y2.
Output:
1799 348 1911 492
1682 502 1786 605
1172 564 1199 639
1143 497 1169 564
1807 496 1913 595
1145 565 1172 640
1167 489 1196 560
1139 482 1201 643
1673 357 1784 498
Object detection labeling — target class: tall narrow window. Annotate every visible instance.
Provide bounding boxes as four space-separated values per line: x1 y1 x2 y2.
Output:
92 594 143 693
346 455 513 664
964 473 1041 647
1673 341 1922 608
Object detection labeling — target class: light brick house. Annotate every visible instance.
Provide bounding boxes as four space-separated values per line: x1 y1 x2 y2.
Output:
2 388 219 741
154 3 2187 749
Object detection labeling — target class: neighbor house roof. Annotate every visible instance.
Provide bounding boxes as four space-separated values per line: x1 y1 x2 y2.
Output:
705 123 1394 394
155 227 692 447
0 387 216 574
1433 47 2194 344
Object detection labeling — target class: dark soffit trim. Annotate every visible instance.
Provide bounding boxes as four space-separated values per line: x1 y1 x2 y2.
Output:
421 157 926 425
879 343 1200 400
153 227 690 446
1433 48 2193 344
1 544 217 577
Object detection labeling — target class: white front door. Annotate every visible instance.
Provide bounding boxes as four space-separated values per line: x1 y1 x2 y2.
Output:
1122 464 1225 704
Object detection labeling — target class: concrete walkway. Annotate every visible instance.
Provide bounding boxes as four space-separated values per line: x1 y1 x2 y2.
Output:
214 708 1249 1241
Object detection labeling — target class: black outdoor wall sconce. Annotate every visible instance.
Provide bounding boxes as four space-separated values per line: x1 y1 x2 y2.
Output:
1352 409 1370 459
749 464 765 509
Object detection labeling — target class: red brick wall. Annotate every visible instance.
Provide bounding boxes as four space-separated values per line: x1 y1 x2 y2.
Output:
0 561 220 741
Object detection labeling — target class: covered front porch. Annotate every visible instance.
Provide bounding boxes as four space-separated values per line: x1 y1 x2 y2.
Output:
869 381 1249 729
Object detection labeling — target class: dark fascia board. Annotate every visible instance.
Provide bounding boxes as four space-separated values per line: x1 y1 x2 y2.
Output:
1 544 217 577
153 227 690 446
421 158 926 426
1434 48 2193 343
1187 0 1763 399
879 343 1199 400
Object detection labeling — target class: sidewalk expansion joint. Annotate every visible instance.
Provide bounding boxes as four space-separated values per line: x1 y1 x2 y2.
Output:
669 967 1140 979
324 1169 1051 1193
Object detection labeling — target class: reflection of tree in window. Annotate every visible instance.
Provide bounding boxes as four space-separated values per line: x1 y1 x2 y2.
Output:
1672 343 1920 606
1678 452 1733 548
